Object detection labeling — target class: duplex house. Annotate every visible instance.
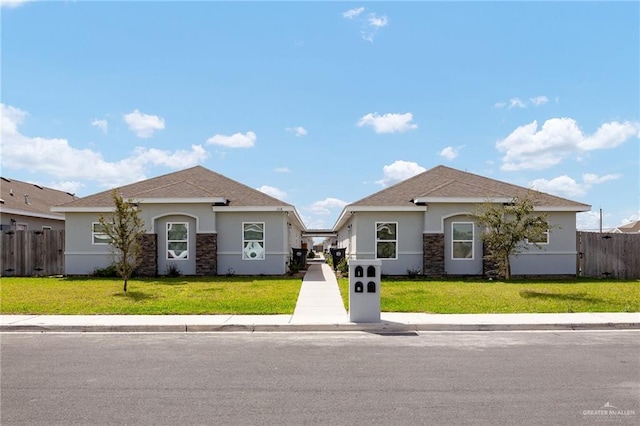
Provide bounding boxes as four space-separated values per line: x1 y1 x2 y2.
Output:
52 166 306 276
332 165 591 277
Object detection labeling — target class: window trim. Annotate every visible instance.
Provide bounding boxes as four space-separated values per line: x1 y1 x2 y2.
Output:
451 222 474 260
92 222 110 245
526 229 550 245
242 222 265 261
167 222 189 260
375 221 398 260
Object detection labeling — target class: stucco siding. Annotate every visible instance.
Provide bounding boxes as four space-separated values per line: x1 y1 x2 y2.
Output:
510 212 578 275
351 211 424 275
216 211 288 275
1 214 66 231
156 215 197 275
63 212 114 275
443 215 483 275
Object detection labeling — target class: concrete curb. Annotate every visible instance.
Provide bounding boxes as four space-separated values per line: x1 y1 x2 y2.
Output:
2 322 639 333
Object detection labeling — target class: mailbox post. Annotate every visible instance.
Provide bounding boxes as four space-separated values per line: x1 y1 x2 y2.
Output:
348 259 381 322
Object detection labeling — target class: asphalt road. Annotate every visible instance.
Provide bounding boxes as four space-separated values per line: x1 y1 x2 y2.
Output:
1 331 638 425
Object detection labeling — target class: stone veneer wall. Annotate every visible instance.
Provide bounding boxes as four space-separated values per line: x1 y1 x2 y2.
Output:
137 233 157 277
482 242 499 278
423 233 445 276
196 233 217 276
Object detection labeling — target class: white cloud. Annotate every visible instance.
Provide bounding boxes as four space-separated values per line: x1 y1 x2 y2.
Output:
257 185 288 200
376 160 426 187
496 118 639 171
91 119 108 134
0 103 207 190
357 112 418 134
439 146 463 161
368 14 388 28
47 181 85 195
274 167 291 173
509 98 526 109
206 131 256 148
342 7 365 19
530 173 622 198
286 126 308 137
0 0 32 8
530 96 549 106
123 109 165 138
310 198 348 215
576 211 603 231
530 175 588 198
494 102 507 109
343 7 388 42
582 173 622 185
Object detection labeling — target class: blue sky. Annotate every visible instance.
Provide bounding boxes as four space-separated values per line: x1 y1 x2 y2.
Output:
2 0 638 231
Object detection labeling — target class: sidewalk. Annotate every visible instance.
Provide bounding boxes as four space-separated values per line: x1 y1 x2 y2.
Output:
1 262 638 333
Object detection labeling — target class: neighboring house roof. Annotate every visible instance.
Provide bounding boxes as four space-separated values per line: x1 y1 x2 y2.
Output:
334 165 591 229
55 166 294 208
612 220 640 233
0 177 77 220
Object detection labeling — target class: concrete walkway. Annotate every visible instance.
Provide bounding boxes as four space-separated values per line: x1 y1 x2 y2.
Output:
291 261 347 324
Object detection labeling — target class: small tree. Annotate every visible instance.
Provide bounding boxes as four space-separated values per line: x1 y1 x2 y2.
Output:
474 193 551 280
98 190 145 292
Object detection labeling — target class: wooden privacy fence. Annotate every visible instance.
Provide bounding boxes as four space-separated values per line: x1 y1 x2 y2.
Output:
577 231 640 279
1 230 65 276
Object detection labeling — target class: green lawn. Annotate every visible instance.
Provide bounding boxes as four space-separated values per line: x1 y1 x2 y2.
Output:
338 278 639 313
0 276 301 315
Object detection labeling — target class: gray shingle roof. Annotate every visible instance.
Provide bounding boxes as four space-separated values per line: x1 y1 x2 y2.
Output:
348 165 591 209
0 177 77 218
56 166 292 208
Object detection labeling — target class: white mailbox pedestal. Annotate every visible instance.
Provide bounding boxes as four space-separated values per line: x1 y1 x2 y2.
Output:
348 259 381 323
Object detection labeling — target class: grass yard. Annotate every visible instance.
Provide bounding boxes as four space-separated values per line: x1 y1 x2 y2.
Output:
0 276 302 315
338 278 639 313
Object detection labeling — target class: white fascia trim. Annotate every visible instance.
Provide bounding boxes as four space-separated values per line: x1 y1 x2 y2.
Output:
138 197 228 204
212 206 290 212
349 206 427 212
534 206 592 212
51 206 116 213
0 207 65 220
414 197 512 204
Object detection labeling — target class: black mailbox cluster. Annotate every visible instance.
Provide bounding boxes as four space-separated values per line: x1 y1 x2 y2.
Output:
353 265 377 293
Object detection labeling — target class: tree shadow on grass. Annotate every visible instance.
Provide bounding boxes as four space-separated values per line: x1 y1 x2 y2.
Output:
112 291 157 302
519 290 603 304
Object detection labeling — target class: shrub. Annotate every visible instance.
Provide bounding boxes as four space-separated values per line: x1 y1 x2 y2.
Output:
407 267 422 278
165 264 181 277
308 251 316 259
337 257 349 274
93 264 119 277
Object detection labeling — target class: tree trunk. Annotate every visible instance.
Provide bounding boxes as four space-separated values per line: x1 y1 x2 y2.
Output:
123 278 128 293
505 256 511 280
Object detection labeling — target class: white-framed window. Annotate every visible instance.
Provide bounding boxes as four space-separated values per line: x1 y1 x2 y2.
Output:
167 222 189 260
243 222 265 260
527 230 550 245
452 222 474 259
92 222 111 245
376 222 397 259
